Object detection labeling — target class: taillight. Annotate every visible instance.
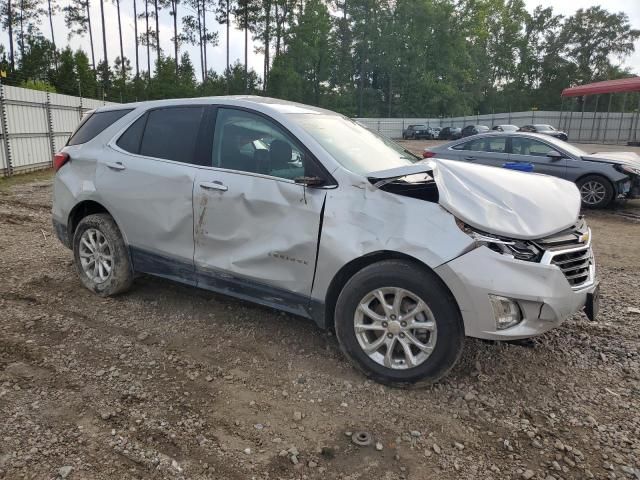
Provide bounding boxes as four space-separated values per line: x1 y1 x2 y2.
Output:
422 151 436 159
53 152 70 171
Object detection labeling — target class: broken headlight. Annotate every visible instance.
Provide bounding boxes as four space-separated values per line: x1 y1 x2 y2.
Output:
615 164 640 176
455 219 541 262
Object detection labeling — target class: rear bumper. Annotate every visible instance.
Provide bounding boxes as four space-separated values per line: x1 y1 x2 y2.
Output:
435 246 597 340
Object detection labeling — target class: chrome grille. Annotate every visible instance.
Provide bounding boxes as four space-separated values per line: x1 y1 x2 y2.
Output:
550 247 593 288
537 219 595 290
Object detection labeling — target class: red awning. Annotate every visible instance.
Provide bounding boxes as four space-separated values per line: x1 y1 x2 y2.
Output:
561 77 640 97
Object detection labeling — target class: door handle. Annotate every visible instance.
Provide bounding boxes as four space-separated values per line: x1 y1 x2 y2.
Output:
200 181 228 192
105 161 126 171
464 156 476 161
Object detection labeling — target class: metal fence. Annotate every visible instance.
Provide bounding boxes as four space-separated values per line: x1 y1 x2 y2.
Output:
0 85 114 177
356 110 640 144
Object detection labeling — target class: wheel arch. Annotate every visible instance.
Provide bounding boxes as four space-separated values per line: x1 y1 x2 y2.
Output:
575 172 615 187
575 172 617 203
322 250 459 330
67 200 128 246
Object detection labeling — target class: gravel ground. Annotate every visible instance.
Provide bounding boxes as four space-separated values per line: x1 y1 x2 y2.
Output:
1 173 639 480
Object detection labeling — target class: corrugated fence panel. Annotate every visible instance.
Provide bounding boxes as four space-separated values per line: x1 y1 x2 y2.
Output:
82 98 109 110
0 136 7 173
48 92 81 108
356 110 640 144
10 136 52 170
0 85 118 176
5 102 48 135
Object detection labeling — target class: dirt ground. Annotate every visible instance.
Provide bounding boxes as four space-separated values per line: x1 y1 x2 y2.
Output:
1 172 639 480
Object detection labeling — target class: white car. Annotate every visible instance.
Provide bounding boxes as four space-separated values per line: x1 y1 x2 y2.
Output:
52 96 599 386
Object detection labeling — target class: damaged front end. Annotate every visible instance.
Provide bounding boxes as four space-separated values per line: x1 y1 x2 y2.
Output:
366 159 597 339
367 158 582 240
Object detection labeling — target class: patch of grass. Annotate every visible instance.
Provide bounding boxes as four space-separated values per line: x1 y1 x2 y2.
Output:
0 168 54 191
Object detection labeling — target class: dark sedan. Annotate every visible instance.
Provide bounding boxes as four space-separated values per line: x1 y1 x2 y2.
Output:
438 127 462 140
492 124 519 132
402 124 432 139
518 124 568 141
422 132 640 208
461 125 490 138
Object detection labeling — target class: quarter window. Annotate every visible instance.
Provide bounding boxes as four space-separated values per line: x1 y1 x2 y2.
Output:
116 114 146 153
212 108 306 180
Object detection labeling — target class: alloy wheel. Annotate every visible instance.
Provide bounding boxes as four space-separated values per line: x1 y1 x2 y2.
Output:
580 180 607 206
354 287 437 370
79 228 114 284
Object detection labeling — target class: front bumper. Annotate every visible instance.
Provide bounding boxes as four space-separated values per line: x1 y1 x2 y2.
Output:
435 245 597 340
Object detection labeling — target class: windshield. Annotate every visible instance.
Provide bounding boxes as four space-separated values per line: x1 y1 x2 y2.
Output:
535 124 556 131
413 125 426 129
291 114 418 175
477 126 489 131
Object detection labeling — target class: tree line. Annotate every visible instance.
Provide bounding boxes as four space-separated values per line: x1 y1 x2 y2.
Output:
0 0 638 117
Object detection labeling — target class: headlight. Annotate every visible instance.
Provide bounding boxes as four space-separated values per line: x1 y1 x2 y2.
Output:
616 164 640 176
455 219 541 261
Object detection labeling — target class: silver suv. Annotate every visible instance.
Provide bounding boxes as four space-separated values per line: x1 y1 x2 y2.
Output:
52 97 599 386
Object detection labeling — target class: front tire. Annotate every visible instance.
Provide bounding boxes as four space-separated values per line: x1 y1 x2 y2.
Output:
73 213 133 296
334 260 464 387
577 175 614 209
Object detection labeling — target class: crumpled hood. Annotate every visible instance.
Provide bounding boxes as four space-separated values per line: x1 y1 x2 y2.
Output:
584 151 640 169
368 159 581 240
431 159 581 239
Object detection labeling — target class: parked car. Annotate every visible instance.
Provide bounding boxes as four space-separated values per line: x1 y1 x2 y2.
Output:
53 98 598 387
461 125 490 138
423 132 640 208
438 127 462 140
492 124 519 132
519 124 568 141
402 124 431 140
431 127 442 138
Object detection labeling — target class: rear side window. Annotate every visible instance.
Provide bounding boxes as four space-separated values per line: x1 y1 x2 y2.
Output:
67 109 133 146
116 114 147 153
139 107 205 164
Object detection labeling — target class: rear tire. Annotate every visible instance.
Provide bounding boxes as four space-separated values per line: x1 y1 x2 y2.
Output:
334 260 464 387
72 213 133 296
577 175 614 209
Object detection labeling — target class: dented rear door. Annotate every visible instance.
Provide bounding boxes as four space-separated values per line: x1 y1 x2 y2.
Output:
192 170 325 316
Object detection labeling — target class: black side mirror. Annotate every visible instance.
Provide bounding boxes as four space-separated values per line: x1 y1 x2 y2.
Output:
547 150 564 160
294 176 325 187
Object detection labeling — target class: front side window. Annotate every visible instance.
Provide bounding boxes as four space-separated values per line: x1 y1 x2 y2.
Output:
291 114 416 176
512 138 556 157
212 108 307 180
68 109 132 145
138 107 205 164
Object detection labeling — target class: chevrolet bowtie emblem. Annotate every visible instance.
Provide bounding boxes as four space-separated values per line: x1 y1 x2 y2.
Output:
578 231 590 243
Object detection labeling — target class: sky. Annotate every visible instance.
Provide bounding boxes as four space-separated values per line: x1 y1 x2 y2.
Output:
41 0 640 82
